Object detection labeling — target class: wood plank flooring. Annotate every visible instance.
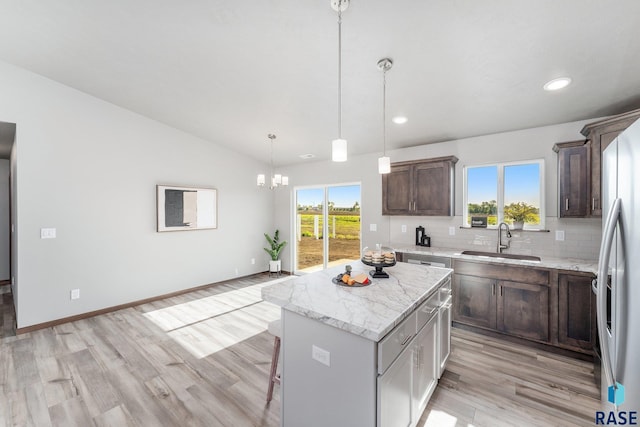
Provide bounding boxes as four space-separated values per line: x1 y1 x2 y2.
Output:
0 276 600 426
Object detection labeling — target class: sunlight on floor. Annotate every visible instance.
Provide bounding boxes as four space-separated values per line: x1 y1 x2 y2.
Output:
143 278 291 359
420 410 468 427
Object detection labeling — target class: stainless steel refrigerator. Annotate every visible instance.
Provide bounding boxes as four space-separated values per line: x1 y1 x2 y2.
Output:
595 117 640 411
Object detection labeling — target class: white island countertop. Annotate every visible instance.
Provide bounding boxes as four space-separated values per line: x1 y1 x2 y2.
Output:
261 261 452 342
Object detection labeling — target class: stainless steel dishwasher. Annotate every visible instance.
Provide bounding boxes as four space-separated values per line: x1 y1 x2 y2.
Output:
397 252 451 268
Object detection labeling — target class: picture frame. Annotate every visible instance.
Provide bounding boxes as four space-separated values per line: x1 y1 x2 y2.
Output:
157 185 217 232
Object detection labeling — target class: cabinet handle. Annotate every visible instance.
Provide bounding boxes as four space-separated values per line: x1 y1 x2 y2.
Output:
592 198 596 211
500 285 503 297
565 198 569 211
400 333 412 346
492 283 495 295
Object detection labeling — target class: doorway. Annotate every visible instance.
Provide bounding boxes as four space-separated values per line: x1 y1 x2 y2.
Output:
294 183 361 274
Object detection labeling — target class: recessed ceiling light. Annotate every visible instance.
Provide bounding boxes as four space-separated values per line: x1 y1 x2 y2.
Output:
392 116 408 124
543 77 572 91
299 154 315 159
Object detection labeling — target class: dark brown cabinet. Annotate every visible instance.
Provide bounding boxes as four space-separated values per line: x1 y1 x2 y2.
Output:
453 274 496 329
382 156 458 216
580 108 640 216
553 140 590 217
558 273 596 351
497 280 549 342
452 260 551 343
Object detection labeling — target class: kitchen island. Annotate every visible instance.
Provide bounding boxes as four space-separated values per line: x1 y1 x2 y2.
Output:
261 260 452 427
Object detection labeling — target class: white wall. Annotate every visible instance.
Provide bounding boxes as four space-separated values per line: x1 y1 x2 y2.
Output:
276 119 603 271
0 159 10 280
0 60 274 328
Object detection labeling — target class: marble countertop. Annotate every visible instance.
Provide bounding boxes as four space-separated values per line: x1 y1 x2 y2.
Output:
392 245 598 275
261 261 452 342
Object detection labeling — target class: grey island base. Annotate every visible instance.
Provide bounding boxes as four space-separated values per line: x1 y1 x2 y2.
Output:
261 261 453 427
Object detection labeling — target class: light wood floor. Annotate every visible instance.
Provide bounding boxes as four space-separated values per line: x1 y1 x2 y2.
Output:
0 277 600 426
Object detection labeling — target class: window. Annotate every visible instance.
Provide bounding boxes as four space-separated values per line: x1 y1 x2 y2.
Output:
463 159 545 230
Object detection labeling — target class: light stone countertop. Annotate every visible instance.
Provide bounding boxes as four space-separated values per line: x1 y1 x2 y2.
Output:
261 260 452 342
392 245 598 275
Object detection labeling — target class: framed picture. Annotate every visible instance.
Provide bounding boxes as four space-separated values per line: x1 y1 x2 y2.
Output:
157 185 217 232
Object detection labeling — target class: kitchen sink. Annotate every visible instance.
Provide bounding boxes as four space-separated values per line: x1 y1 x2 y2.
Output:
460 250 541 262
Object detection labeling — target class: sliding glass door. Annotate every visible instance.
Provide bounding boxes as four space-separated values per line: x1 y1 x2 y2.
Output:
294 184 361 274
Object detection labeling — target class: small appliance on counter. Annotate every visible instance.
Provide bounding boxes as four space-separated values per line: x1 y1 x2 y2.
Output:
415 226 431 247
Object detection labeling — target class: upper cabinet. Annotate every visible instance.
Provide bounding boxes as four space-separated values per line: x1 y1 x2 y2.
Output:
382 156 458 216
553 140 590 217
580 108 640 217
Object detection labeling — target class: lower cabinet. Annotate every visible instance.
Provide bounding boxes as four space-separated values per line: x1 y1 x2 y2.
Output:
412 314 438 422
377 308 439 427
496 280 549 342
453 274 496 329
558 273 596 350
438 295 452 378
378 341 413 427
452 261 551 343
451 260 598 354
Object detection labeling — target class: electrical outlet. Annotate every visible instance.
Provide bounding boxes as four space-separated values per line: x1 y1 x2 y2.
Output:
370 223 377 232
235 268 239 276
251 258 255 265
401 225 407 233
556 230 565 241
70 289 80 300
41 228 57 239
449 226 455 236
312 345 331 367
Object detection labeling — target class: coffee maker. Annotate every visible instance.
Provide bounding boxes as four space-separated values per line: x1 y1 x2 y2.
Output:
415 226 431 247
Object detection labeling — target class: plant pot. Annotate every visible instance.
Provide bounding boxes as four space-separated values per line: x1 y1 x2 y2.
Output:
269 260 282 273
511 221 524 230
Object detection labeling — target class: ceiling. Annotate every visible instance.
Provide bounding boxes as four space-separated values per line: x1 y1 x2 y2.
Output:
0 1 639 166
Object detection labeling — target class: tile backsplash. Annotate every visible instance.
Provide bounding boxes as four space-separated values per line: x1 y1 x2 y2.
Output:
388 217 601 260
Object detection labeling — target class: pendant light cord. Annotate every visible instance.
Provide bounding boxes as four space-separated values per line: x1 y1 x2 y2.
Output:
383 67 387 156
337 2 342 138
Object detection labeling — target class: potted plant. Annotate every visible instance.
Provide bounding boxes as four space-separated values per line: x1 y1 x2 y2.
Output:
264 229 287 274
504 202 539 230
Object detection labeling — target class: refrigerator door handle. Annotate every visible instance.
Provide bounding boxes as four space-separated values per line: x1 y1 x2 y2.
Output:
596 197 621 391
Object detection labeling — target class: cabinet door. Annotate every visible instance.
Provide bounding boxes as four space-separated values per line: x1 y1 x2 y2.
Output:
582 109 640 216
452 274 496 329
558 274 596 350
377 343 413 427
558 144 589 217
413 161 453 216
496 281 549 342
412 314 438 424
438 297 452 378
382 164 412 215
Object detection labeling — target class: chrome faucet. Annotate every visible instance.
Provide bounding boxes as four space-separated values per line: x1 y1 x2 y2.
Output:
497 222 512 253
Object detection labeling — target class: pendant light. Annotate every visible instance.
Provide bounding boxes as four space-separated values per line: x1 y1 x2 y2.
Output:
377 58 392 174
331 0 349 162
257 134 289 189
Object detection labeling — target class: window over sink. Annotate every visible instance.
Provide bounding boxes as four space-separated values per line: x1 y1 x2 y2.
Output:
463 159 545 230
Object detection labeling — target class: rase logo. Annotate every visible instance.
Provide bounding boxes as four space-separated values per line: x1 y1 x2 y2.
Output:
595 383 638 425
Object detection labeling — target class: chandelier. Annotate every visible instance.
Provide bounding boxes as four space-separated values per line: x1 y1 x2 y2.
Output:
257 134 289 189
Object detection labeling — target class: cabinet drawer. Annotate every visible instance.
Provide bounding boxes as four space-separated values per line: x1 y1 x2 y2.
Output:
416 292 440 333
378 311 417 375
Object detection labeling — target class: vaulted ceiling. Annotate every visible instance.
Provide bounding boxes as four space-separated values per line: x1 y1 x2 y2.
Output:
1 1 639 166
